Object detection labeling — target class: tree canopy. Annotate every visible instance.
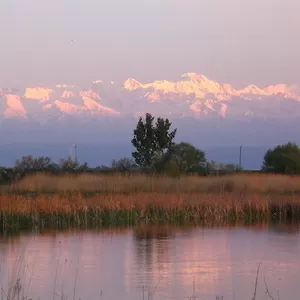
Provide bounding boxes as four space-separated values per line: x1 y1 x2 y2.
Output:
171 142 206 173
262 142 300 174
131 113 177 169
15 156 55 172
111 157 137 173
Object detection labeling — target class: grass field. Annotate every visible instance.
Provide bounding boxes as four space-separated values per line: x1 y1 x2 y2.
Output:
0 173 299 231
4 172 300 194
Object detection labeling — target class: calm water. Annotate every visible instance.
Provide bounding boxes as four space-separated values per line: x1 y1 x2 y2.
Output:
0 224 300 300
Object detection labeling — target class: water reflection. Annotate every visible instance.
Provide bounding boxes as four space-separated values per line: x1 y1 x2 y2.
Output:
133 224 177 241
0 224 299 300
268 222 300 235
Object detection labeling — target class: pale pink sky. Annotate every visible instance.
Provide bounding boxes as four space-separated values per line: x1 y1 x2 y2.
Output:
0 0 299 87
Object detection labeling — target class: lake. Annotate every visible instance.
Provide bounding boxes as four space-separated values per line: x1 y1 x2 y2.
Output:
0 224 299 300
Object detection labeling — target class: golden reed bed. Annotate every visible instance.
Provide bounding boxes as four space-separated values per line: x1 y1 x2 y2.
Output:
0 192 299 214
0 192 299 229
3 172 300 194
0 173 300 229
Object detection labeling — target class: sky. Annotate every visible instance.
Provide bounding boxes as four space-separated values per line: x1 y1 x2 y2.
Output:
0 0 299 87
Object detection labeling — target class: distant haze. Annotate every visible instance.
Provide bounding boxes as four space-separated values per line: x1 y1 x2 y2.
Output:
1 0 300 87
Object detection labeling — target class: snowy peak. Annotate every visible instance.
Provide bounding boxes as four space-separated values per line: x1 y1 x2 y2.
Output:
82 96 120 115
181 73 222 92
181 72 207 80
56 84 75 89
79 90 100 100
61 90 74 99
0 72 299 122
123 74 230 100
4 94 26 118
123 78 143 91
122 73 300 102
24 87 54 102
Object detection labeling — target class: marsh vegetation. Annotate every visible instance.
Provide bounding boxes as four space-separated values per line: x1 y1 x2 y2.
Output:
0 173 300 231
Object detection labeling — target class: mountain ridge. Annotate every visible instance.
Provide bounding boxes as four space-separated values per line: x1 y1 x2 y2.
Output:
1 72 300 121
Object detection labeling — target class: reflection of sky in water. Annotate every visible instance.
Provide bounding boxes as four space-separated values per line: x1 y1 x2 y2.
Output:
0 225 299 300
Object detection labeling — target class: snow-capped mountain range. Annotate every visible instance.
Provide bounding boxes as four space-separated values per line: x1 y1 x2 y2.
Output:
0 72 300 169
1 72 300 121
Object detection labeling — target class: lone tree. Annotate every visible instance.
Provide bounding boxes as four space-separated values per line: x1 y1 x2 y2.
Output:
131 113 177 169
262 142 300 174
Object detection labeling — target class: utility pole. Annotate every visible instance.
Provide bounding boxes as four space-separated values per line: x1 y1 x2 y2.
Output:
239 145 242 170
74 144 78 164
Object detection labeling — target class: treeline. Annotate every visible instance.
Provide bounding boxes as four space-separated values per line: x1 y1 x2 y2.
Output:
0 113 299 184
0 153 241 185
124 113 300 176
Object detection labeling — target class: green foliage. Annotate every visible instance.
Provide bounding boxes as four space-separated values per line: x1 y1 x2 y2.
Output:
262 142 300 174
206 160 240 173
15 155 56 172
154 142 206 176
111 157 137 173
164 159 182 177
131 113 177 169
155 116 177 152
13 155 89 177
172 142 206 173
59 156 89 172
59 156 79 171
0 167 16 185
131 113 156 168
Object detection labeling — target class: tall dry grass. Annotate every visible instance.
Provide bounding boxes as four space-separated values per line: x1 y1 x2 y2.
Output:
1 173 300 230
3 172 300 194
0 192 300 230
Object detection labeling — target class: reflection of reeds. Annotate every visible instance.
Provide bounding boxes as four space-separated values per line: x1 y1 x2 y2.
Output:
4 173 300 195
0 192 300 230
133 224 177 240
1 245 35 300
